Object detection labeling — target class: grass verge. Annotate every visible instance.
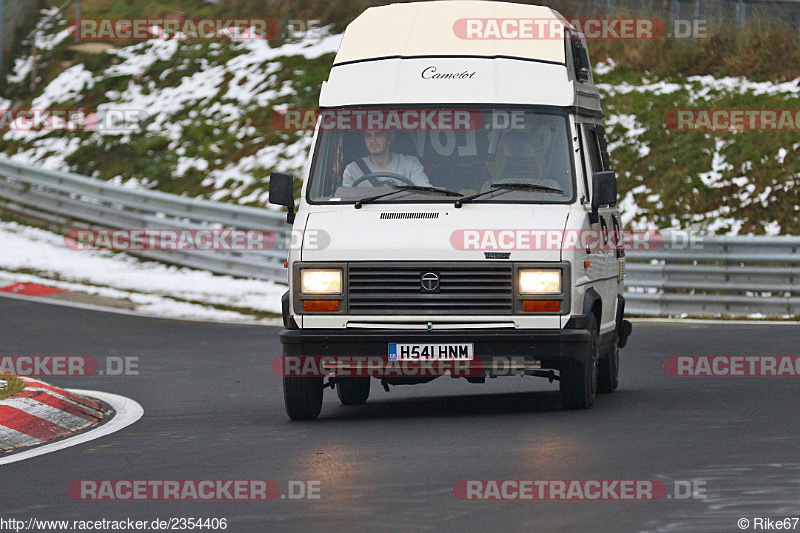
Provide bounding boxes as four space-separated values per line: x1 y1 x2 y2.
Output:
0 374 26 400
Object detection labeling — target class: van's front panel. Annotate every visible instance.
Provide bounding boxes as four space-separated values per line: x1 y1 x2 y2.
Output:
276 1 630 419
291 106 579 333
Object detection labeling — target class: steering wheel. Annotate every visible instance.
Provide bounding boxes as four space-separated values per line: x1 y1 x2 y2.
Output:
350 172 416 187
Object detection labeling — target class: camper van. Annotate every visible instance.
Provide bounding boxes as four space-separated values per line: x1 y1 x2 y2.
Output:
270 1 633 420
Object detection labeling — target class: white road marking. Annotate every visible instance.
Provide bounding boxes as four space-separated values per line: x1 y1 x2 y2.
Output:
629 317 800 325
0 389 143 465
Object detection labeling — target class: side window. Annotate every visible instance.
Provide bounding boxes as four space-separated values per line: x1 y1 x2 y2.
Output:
584 126 603 174
569 32 592 84
595 125 612 171
580 124 604 216
612 214 624 258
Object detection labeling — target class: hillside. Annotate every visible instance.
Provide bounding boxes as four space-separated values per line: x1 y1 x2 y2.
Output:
1 3 799 234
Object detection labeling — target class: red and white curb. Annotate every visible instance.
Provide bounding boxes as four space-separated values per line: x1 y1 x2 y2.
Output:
0 387 143 465
0 377 144 464
0 377 105 453
0 283 68 297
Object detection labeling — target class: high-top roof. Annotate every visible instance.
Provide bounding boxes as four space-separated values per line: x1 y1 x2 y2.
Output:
333 1 567 66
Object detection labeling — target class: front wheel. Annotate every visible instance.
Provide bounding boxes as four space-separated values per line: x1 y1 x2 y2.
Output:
336 377 371 405
284 377 323 420
560 315 599 409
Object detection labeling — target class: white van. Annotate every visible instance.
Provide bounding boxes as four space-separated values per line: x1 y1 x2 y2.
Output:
270 1 633 420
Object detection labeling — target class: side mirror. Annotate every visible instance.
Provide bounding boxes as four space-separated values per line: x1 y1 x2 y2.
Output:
269 172 296 224
591 170 617 213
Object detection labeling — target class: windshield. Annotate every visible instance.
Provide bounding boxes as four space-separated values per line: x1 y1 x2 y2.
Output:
306 108 575 204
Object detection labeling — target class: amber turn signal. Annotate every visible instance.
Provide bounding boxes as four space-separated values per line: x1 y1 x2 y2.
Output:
522 300 560 313
303 300 340 312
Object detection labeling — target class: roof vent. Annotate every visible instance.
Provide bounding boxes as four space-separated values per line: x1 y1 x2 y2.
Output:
379 212 439 220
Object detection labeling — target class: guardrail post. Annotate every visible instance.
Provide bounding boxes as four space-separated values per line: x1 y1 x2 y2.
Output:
735 0 746 28
74 0 81 43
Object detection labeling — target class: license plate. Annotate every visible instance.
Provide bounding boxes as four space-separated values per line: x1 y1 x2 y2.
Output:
388 343 474 361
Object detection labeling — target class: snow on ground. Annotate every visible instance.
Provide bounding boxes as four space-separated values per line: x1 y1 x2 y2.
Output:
0 221 284 323
617 184 651 229
7 56 35 85
698 138 735 188
4 136 84 170
100 31 341 136
593 58 617 76
597 75 800 98
598 71 799 234
605 113 650 157
204 139 313 205
6 7 69 86
104 38 180 77
3 24 341 181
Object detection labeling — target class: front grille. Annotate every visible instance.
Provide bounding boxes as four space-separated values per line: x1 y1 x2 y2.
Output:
348 263 513 315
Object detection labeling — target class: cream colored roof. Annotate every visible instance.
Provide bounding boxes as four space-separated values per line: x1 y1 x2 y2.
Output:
334 1 567 65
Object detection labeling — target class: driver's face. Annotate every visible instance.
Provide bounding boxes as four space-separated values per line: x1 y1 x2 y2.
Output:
364 131 389 156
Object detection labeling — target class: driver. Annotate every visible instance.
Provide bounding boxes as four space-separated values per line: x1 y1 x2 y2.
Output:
342 130 431 187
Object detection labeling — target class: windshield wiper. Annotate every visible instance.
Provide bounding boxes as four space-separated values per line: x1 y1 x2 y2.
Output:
355 185 461 209
455 182 563 208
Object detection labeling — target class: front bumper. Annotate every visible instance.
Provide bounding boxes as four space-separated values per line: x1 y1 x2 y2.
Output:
278 324 591 372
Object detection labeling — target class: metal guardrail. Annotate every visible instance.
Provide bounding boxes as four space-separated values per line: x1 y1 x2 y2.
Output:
0 157 798 317
0 157 290 283
625 236 800 317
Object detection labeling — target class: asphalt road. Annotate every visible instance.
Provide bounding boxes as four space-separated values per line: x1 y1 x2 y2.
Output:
1 297 799 532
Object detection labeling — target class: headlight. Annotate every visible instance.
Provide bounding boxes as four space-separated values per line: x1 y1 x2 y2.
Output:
519 269 561 294
301 269 342 294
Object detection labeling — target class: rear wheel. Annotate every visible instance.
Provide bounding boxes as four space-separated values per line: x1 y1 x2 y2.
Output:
597 341 619 394
336 377 371 405
560 315 599 409
284 377 323 420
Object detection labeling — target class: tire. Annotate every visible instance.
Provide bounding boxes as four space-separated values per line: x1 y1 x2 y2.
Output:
560 315 599 409
336 377 371 405
284 376 323 420
597 340 619 394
